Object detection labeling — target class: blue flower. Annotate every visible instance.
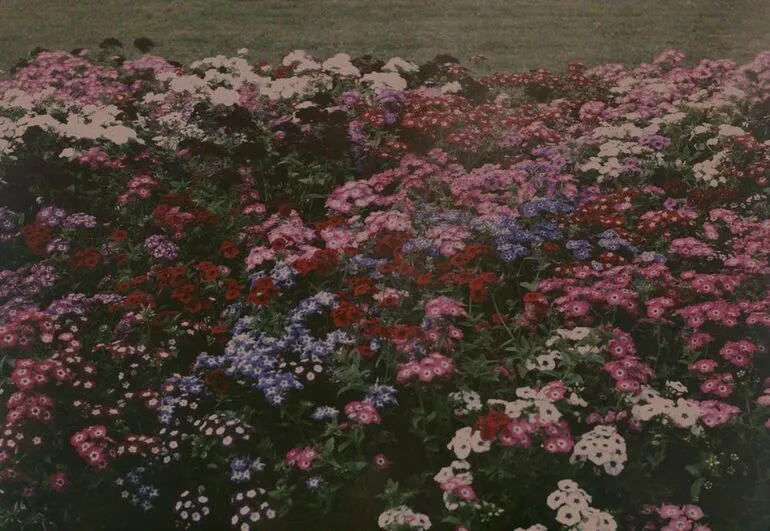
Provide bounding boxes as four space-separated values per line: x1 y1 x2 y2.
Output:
270 261 298 288
306 476 324 490
499 245 530 263
311 406 339 420
365 384 398 409
566 239 593 260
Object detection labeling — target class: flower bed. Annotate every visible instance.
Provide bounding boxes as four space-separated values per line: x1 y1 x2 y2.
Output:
0 46 769 530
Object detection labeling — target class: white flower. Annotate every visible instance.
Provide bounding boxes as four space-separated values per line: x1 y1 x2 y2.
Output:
378 506 431 529
556 327 593 341
440 81 462 94
527 352 560 371
546 490 566 509
282 50 321 72
535 401 562 423
447 427 474 459
487 398 529 419
169 75 209 93
361 72 407 91
470 430 491 454
322 53 361 77
237 48 249 55
556 504 582 526
580 508 618 531
665 380 688 395
717 124 745 137
603 459 625 476
516 387 538 400
58 147 78 159
631 401 665 421
669 399 700 428
592 426 616 438
210 87 238 107
568 392 588 407
557 479 580 492
102 125 142 145
514 526 548 531
564 492 590 511
383 57 419 73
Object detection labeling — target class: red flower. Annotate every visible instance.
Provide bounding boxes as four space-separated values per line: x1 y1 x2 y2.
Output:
219 240 239 259
224 279 245 301
70 247 101 269
333 302 364 328
543 242 560 252
416 273 434 286
111 229 128 241
170 284 195 303
203 370 232 394
20 222 52 255
469 278 488 303
271 237 288 251
196 261 220 282
474 410 511 441
349 276 377 297
209 321 228 335
247 277 278 306
357 344 374 358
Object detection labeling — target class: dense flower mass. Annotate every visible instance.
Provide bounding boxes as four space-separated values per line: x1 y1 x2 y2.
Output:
0 44 769 530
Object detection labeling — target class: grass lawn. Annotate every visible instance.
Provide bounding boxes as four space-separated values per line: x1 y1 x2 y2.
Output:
0 0 769 74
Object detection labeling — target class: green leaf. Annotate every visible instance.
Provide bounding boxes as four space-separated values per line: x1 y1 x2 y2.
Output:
323 438 335 454
690 478 705 501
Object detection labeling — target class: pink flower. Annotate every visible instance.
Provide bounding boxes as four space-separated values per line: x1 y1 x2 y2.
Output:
373 453 390 469
670 517 693 530
49 471 69 492
564 300 590 317
543 436 574 453
658 504 683 519
454 485 477 501
689 359 718 374
682 504 704 521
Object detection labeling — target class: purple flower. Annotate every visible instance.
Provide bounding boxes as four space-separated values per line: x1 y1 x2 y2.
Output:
640 134 671 151
144 234 179 260
36 206 67 227
340 91 361 107
663 197 679 210
0 207 20 232
62 213 98 230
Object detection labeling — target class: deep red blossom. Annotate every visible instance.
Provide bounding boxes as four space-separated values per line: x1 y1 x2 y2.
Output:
332 301 364 328
219 240 239 258
224 279 245 301
20 222 52 255
474 410 512 441
246 277 278 306
203 370 232 394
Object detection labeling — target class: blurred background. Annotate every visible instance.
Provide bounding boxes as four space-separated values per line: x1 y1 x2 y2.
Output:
0 0 768 73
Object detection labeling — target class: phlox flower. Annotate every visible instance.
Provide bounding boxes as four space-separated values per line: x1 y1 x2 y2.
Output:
447 427 491 459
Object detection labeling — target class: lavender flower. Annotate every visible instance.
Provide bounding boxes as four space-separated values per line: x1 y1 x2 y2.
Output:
566 239 593 260
62 213 98 230
36 206 67 227
0 207 20 233
340 90 362 107
365 384 398 409
144 234 179 260
311 406 339 420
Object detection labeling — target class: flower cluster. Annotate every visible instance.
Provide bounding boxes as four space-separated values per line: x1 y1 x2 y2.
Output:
1 45 769 531
546 480 617 530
